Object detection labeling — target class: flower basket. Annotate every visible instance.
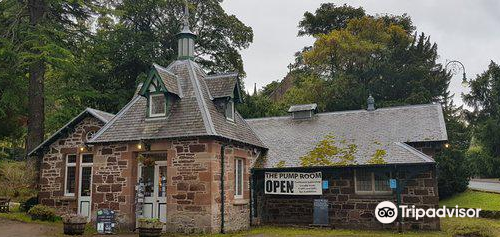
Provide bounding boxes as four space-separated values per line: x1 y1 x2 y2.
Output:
62 214 87 235
137 218 164 237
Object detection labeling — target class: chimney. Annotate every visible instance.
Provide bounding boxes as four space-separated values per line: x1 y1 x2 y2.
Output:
288 103 317 119
367 94 375 111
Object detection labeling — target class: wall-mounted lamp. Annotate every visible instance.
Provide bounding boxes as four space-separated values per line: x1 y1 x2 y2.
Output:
444 143 450 149
137 140 150 151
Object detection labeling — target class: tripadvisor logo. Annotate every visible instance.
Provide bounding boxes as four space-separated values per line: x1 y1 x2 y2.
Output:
375 201 482 224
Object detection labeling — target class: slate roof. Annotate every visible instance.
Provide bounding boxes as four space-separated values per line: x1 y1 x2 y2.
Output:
153 63 182 97
204 73 238 99
246 104 447 168
28 108 115 156
89 60 265 148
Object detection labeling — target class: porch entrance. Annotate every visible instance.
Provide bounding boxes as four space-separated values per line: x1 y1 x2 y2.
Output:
137 157 167 224
78 154 93 221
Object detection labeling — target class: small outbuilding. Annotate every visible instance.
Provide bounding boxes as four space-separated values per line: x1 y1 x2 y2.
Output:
247 102 447 230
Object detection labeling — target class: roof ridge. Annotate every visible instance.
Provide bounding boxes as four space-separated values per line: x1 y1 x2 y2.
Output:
206 72 238 79
395 142 435 163
187 60 216 135
245 103 442 121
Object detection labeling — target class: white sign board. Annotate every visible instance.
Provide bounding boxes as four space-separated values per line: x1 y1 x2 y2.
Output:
265 172 322 195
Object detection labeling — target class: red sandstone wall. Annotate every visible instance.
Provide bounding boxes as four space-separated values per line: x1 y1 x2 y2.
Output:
38 116 104 214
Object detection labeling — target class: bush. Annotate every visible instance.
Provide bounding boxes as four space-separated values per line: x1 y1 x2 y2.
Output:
0 160 37 201
28 205 57 222
21 196 39 212
435 149 470 199
466 146 499 178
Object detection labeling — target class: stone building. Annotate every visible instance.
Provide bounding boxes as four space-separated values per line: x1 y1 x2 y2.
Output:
29 5 448 234
247 102 447 230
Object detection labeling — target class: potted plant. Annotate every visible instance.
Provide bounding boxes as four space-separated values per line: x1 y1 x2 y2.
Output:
62 214 87 235
137 218 164 237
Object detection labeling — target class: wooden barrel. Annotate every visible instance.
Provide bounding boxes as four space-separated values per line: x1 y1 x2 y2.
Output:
138 227 162 237
63 222 86 235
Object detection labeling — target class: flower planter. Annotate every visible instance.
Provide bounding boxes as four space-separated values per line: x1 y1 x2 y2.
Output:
137 218 164 237
62 214 87 235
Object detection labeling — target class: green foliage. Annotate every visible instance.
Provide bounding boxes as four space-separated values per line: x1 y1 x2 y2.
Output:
0 160 37 201
367 149 387 165
28 205 57 222
298 3 365 36
435 149 470 199
466 146 498 178
300 134 358 167
443 218 495 237
237 92 285 119
275 160 286 168
20 196 39 213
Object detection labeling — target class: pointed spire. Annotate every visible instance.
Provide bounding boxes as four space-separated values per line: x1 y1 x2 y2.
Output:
253 83 257 96
177 1 196 60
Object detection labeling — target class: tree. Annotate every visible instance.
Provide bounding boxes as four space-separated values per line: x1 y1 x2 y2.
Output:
435 149 470 199
463 61 500 158
300 16 449 112
44 0 255 133
298 3 365 36
0 0 99 153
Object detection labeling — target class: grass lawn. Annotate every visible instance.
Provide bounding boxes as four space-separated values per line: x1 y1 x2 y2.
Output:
440 189 500 210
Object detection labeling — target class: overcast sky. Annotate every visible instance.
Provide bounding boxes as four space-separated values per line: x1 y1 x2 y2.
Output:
221 0 500 106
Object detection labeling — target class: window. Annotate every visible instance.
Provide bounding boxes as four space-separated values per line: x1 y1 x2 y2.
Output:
80 154 93 197
65 154 77 196
225 100 234 121
234 158 244 198
354 170 391 195
85 131 95 142
149 94 166 117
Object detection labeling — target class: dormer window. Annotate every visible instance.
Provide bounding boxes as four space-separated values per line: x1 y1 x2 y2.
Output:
225 99 235 121
149 93 166 117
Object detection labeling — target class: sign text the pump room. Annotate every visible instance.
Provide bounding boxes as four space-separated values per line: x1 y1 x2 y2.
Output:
265 172 322 195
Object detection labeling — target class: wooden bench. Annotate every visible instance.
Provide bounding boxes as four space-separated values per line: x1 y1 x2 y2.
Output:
0 197 10 213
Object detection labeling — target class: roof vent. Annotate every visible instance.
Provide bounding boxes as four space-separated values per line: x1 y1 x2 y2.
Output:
288 103 317 119
367 94 375 111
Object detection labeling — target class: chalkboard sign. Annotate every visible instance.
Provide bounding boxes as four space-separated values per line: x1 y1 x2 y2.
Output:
313 199 329 225
96 209 116 234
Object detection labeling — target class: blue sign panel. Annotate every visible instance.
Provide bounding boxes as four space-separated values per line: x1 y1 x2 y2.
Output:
389 179 397 189
322 180 329 190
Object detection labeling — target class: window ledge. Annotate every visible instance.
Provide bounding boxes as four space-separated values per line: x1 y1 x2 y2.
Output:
61 196 77 201
233 198 249 206
145 117 167 121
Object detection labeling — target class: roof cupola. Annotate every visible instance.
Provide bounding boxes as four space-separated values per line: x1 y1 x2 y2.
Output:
177 3 196 60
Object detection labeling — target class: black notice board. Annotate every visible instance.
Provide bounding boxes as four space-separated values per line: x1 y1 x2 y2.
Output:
313 199 329 225
96 209 116 234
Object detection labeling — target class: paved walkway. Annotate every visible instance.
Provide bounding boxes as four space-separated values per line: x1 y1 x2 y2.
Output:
469 179 500 193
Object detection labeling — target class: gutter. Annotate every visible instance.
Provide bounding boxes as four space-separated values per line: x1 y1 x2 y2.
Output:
220 144 226 234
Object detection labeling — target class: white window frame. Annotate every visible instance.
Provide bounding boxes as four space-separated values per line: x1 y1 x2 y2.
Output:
225 100 235 122
234 158 244 199
64 154 77 197
354 170 392 195
149 94 166 117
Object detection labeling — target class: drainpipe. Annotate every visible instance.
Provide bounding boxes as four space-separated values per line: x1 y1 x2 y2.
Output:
220 144 226 234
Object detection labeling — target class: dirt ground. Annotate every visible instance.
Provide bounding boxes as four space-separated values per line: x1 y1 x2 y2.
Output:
0 218 59 237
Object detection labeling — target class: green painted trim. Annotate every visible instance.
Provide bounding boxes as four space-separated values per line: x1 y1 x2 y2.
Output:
139 67 169 96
